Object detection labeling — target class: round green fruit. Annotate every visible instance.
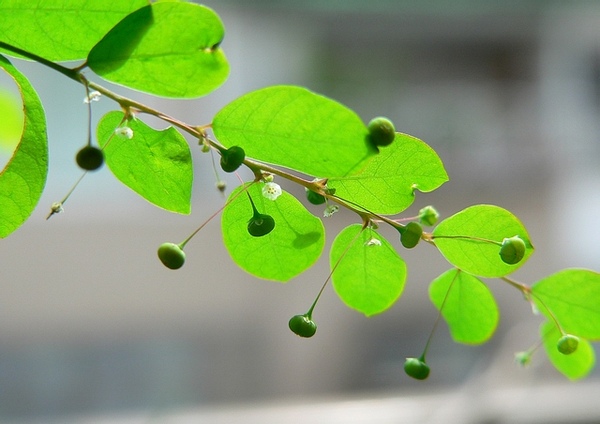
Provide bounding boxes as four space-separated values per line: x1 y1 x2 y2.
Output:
220 146 245 173
305 188 326 205
157 242 186 270
557 334 579 355
399 222 423 249
499 235 526 265
404 357 430 380
418 205 439 226
289 314 317 338
247 213 275 237
76 145 104 171
367 117 396 147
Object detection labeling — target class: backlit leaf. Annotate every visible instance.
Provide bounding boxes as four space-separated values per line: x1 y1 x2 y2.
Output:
532 269 600 340
222 183 325 282
432 204 533 277
0 0 148 61
88 2 228 98
97 111 192 214
429 268 499 344
328 133 448 215
0 55 47 238
212 85 377 178
330 224 406 316
540 321 595 380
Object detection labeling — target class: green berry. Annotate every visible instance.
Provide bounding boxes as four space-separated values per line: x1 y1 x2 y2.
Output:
399 221 423 249
557 334 579 355
220 146 245 173
499 235 526 265
418 205 439 226
247 213 275 237
289 314 317 338
76 145 104 171
157 242 186 270
367 117 396 147
305 188 326 205
404 357 430 380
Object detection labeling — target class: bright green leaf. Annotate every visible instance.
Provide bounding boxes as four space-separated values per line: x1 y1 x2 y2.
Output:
330 224 406 316
532 269 600 340
0 0 148 61
540 321 595 380
97 111 192 214
0 89 22 151
87 3 228 98
222 183 325 282
0 55 48 238
429 268 499 344
432 204 533 278
328 133 448 215
212 85 377 178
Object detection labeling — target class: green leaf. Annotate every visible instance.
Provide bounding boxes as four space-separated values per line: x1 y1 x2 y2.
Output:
531 269 600 340
87 3 228 98
330 224 407 316
328 133 448 215
222 183 325 282
429 269 499 344
0 0 148 61
540 321 595 380
97 111 192 214
0 55 48 238
432 204 533 278
0 89 22 151
212 85 377 178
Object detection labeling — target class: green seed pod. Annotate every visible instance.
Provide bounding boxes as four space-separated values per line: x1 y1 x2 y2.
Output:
404 357 430 380
76 145 104 171
499 235 526 265
157 242 186 270
247 213 275 237
367 117 396 147
399 221 423 249
220 146 245 173
305 188 326 205
288 314 317 338
418 205 439 226
557 334 580 355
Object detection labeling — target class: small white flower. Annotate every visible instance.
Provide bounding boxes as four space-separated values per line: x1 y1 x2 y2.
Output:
365 238 382 247
262 182 282 201
115 126 134 139
323 204 339 218
84 91 101 103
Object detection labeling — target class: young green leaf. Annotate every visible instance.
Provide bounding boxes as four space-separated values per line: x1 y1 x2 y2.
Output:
432 205 533 278
328 133 448 215
0 55 47 238
429 269 499 344
540 321 595 380
212 85 377 178
330 224 407 316
88 3 229 98
0 0 148 61
531 269 600 340
97 111 193 214
222 183 325 282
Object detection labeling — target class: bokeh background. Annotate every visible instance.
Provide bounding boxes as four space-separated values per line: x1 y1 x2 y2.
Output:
0 0 599 422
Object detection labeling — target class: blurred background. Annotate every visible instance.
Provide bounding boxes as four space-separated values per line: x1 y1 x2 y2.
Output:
0 0 599 422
